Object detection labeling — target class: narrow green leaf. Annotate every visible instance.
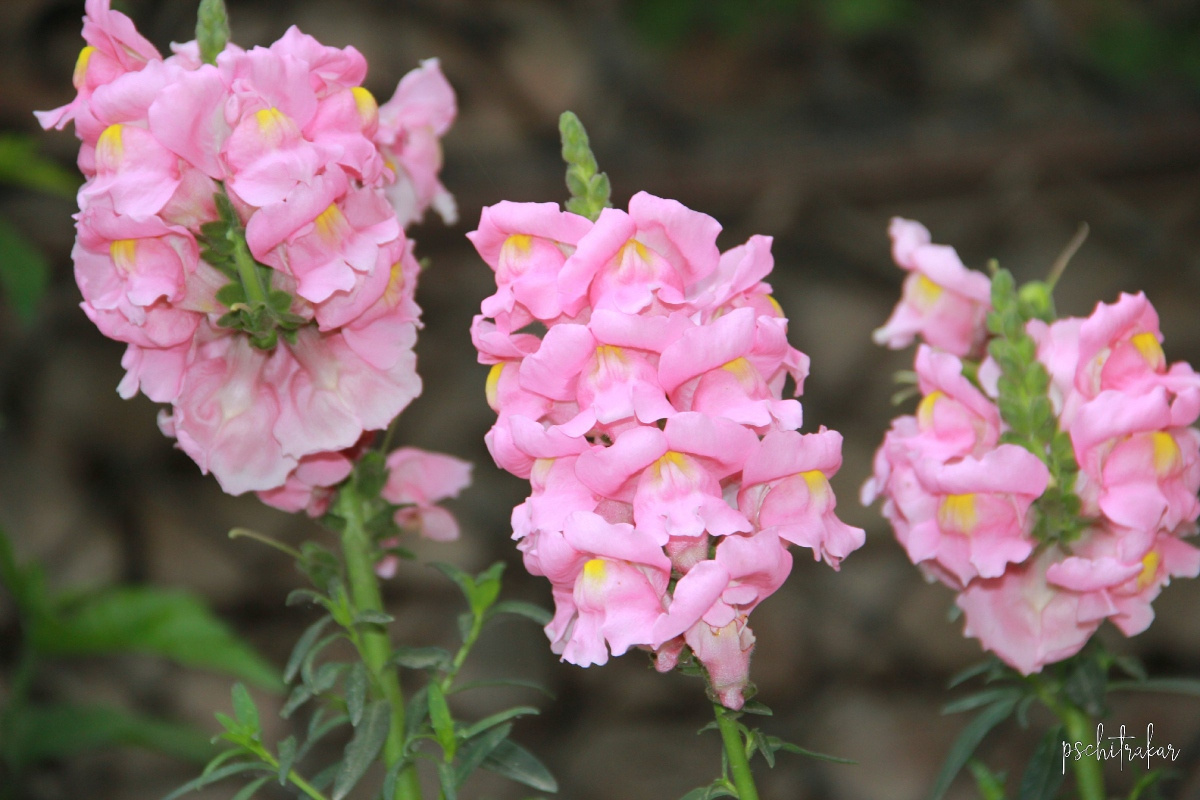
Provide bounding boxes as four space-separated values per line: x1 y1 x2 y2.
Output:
942 687 1023 715
427 680 457 761
382 756 412 800
948 658 1002 689
928 696 1018 800
0 218 50 324
739 700 773 716
458 706 539 741
231 684 259 731
8 704 214 767
966 759 1007 800
437 760 459 800
230 775 269 800
36 587 282 690
162 761 273 800
393 646 453 672
280 685 314 719
285 616 334 684
331 700 390 800
404 686 429 741
285 589 325 608
353 609 395 627
489 600 552 626
430 562 477 608
308 662 346 695
448 678 554 698
0 134 80 197
301 634 344 687
1017 725 1065 800
344 662 368 727
1109 678 1200 697
772 739 856 765
454 722 512 787
1063 657 1108 717
297 712 350 761
482 738 558 793
276 735 297 785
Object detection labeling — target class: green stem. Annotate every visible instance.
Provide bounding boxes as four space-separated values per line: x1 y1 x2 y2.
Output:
229 224 269 307
713 703 760 800
1060 703 1105 800
335 489 422 800
253 745 331 800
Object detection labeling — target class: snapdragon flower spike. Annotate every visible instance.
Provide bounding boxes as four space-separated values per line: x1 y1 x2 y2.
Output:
865 221 1200 674
473 165 864 708
41 0 461 509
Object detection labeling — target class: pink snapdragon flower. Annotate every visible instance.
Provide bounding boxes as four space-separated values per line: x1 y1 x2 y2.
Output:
41 0 460 506
473 192 864 708
866 222 1200 674
873 218 992 357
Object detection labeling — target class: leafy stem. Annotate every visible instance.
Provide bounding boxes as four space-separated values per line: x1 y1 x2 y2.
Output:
713 704 760 800
333 486 422 800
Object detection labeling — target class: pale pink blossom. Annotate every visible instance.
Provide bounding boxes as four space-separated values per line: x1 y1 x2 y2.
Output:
381 447 473 542
873 217 991 357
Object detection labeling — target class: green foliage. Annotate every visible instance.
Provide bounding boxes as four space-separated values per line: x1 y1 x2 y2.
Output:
559 112 611 222
0 134 80 198
930 642 1200 800
196 0 231 65
0 217 50 325
0 526 276 792
199 189 308 350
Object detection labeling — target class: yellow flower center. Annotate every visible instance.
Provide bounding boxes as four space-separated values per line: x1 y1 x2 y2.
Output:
917 390 945 430
350 86 378 127
1131 332 1166 371
1137 551 1161 590
1150 431 1181 477
485 363 506 410
73 46 97 89
910 273 944 309
109 239 137 273
938 493 978 535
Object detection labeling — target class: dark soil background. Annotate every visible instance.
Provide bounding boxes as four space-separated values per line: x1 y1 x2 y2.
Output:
3 1 1200 799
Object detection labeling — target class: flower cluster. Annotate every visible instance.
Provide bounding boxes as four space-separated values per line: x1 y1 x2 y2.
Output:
39 0 458 514
470 193 865 708
864 219 1200 674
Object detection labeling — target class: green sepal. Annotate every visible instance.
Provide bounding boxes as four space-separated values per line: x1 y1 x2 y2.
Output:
559 111 612 221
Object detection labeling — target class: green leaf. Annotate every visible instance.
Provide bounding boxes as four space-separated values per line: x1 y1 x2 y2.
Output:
928 696 1018 800
1109 678 1200 697
0 217 50 325
1017 725 1065 800
331 700 390 800
431 562 477 609
436 760 459 800
231 683 259 731
344 662 368 727
276 735 297 785
393 645 454 672
404 686 429 741
739 700 773 716
482 738 558 793
162 761 273 800
7 704 214 767
427 681 457 761
196 0 231 65
966 759 1007 800
35 587 281 690
0 525 47 615
948 657 1004 689
0 134 80 198
298 711 349 761
772 739 856 765
678 786 737 800
284 616 334 684
300 634 343 688
454 722 512 787
280 685 314 719
230 775 269 800
1063 656 1108 717
353 609 395 627
458 706 539 741
448 678 554 698
489 600 552 626
942 687 1023 716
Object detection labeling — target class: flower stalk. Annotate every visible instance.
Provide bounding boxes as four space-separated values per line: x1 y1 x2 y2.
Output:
713 703 760 800
334 486 422 800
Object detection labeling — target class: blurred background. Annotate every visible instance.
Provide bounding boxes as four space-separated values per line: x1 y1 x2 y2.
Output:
3 0 1200 798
